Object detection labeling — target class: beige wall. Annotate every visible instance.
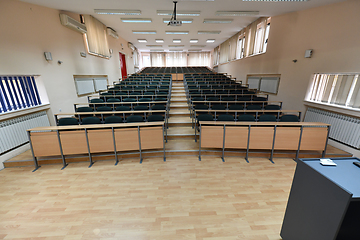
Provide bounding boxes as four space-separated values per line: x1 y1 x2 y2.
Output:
0 0 135 124
218 0 360 116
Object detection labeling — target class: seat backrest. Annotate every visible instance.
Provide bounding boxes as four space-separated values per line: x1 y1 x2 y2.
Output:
126 115 144 123
238 114 255 121
123 98 136 102
90 98 104 103
197 114 213 121
96 106 112 112
217 114 234 121
76 107 93 112
211 104 226 110
246 105 262 110
151 104 166 110
107 98 120 103
139 98 151 102
207 97 219 101
134 105 148 111
259 114 277 122
222 97 235 101
147 115 164 122
58 117 79 126
115 106 131 111
82 117 101 125
194 104 208 110
104 116 123 124
192 97 204 101
264 104 281 110
229 104 244 110
280 114 299 122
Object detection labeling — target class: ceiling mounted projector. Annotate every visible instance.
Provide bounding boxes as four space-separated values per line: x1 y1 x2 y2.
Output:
168 1 182 26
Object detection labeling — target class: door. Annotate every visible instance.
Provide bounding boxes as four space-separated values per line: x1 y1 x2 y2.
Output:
119 52 127 79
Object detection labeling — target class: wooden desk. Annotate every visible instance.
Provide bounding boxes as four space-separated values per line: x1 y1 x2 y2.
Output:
27 122 165 171
198 121 330 162
281 158 360 240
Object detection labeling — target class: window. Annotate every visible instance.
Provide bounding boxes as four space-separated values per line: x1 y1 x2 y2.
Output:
247 74 281 94
236 35 245 59
0 76 42 113
307 73 360 108
83 15 110 58
74 75 108 96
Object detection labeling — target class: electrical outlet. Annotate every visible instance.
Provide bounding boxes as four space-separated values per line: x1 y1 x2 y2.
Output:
59 108 62 112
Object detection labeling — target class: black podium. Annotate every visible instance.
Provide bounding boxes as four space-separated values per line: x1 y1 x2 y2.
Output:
281 158 360 240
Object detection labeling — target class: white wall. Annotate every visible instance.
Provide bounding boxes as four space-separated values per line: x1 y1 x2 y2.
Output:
0 0 135 125
217 0 360 156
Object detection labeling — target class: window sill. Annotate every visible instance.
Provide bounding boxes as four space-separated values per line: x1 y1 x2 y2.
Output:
0 104 51 121
217 52 266 66
304 100 360 118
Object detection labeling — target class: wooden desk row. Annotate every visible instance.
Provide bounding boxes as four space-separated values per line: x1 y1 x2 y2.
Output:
27 122 166 171
198 121 330 162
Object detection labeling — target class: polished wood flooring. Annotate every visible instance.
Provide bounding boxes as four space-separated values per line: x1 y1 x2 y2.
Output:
0 156 296 240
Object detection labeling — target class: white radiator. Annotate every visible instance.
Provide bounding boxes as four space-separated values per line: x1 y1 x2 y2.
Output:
0 111 50 154
304 107 360 149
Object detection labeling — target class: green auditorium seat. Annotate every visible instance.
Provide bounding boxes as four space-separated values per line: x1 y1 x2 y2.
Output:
58 117 78 126
115 106 131 111
126 115 143 123
81 117 101 125
90 98 104 103
147 115 164 122
280 114 299 122
104 116 123 124
107 98 120 102
264 105 281 110
134 105 148 111
217 114 234 121
76 107 93 112
259 114 277 122
246 105 262 110
229 105 244 110
96 106 112 111
211 104 226 110
123 98 136 102
238 114 255 121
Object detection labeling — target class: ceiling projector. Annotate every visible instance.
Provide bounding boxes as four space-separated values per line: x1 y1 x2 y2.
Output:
168 20 182 26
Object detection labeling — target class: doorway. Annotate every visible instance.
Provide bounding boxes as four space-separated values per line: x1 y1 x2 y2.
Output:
119 52 127 79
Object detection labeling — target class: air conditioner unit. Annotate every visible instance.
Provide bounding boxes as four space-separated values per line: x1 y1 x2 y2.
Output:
107 27 119 39
128 42 135 51
59 14 87 34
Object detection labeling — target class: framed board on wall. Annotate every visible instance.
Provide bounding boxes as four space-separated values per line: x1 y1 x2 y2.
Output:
247 74 281 94
74 75 108 96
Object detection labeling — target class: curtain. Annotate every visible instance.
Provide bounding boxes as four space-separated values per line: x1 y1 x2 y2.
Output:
151 53 165 67
165 52 187 67
83 15 110 58
188 52 211 66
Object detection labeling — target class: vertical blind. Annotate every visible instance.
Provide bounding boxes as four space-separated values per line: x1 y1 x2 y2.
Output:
0 76 41 113
83 15 110 58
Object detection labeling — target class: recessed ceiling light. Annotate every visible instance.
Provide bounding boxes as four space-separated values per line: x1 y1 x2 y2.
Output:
94 9 141 15
163 18 193 24
168 45 184 47
243 0 307 1
188 49 203 52
150 49 164 52
190 39 199 43
133 30 156 34
203 19 233 24
206 39 215 43
173 39 182 43
166 31 189 34
190 45 206 47
121 18 152 23
147 45 163 47
138 39 147 43
156 39 164 43
157 10 200 16
215 11 259 16
169 49 184 51
198 31 221 34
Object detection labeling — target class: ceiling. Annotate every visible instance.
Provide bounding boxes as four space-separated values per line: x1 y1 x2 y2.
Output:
21 0 346 52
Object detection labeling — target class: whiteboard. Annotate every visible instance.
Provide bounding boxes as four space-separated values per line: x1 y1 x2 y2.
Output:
259 77 280 94
75 78 95 95
94 78 108 91
247 77 261 90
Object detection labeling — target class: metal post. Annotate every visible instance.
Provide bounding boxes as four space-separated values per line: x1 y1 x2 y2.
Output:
295 126 304 161
222 125 226 162
198 124 202 161
245 125 250 163
56 130 67 170
163 125 166 162
85 129 93 167
27 131 40 172
138 126 142 163
112 127 119 165
269 125 276 164
322 125 331 158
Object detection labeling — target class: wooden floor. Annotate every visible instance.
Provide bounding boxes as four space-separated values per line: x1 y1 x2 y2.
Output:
0 156 296 240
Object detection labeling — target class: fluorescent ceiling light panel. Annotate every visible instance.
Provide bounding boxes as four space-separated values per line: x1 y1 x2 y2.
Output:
198 31 221 34
138 39 147 43
95 9 141 15
206 39 215 43
150 49 164 52
121 18 152 23
146 45 163 47
190 45 206 47
133 30 156 34
155 39 164 43
173 39 182 43
166 31 189 34
177 0 214 1
168 45 184 47
203 19 233 24
243 0 307 1
169 49 184 51
190 39 199 43
188 49 203 51
216 11 259 16
163 18 193 24
157 10 200 16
